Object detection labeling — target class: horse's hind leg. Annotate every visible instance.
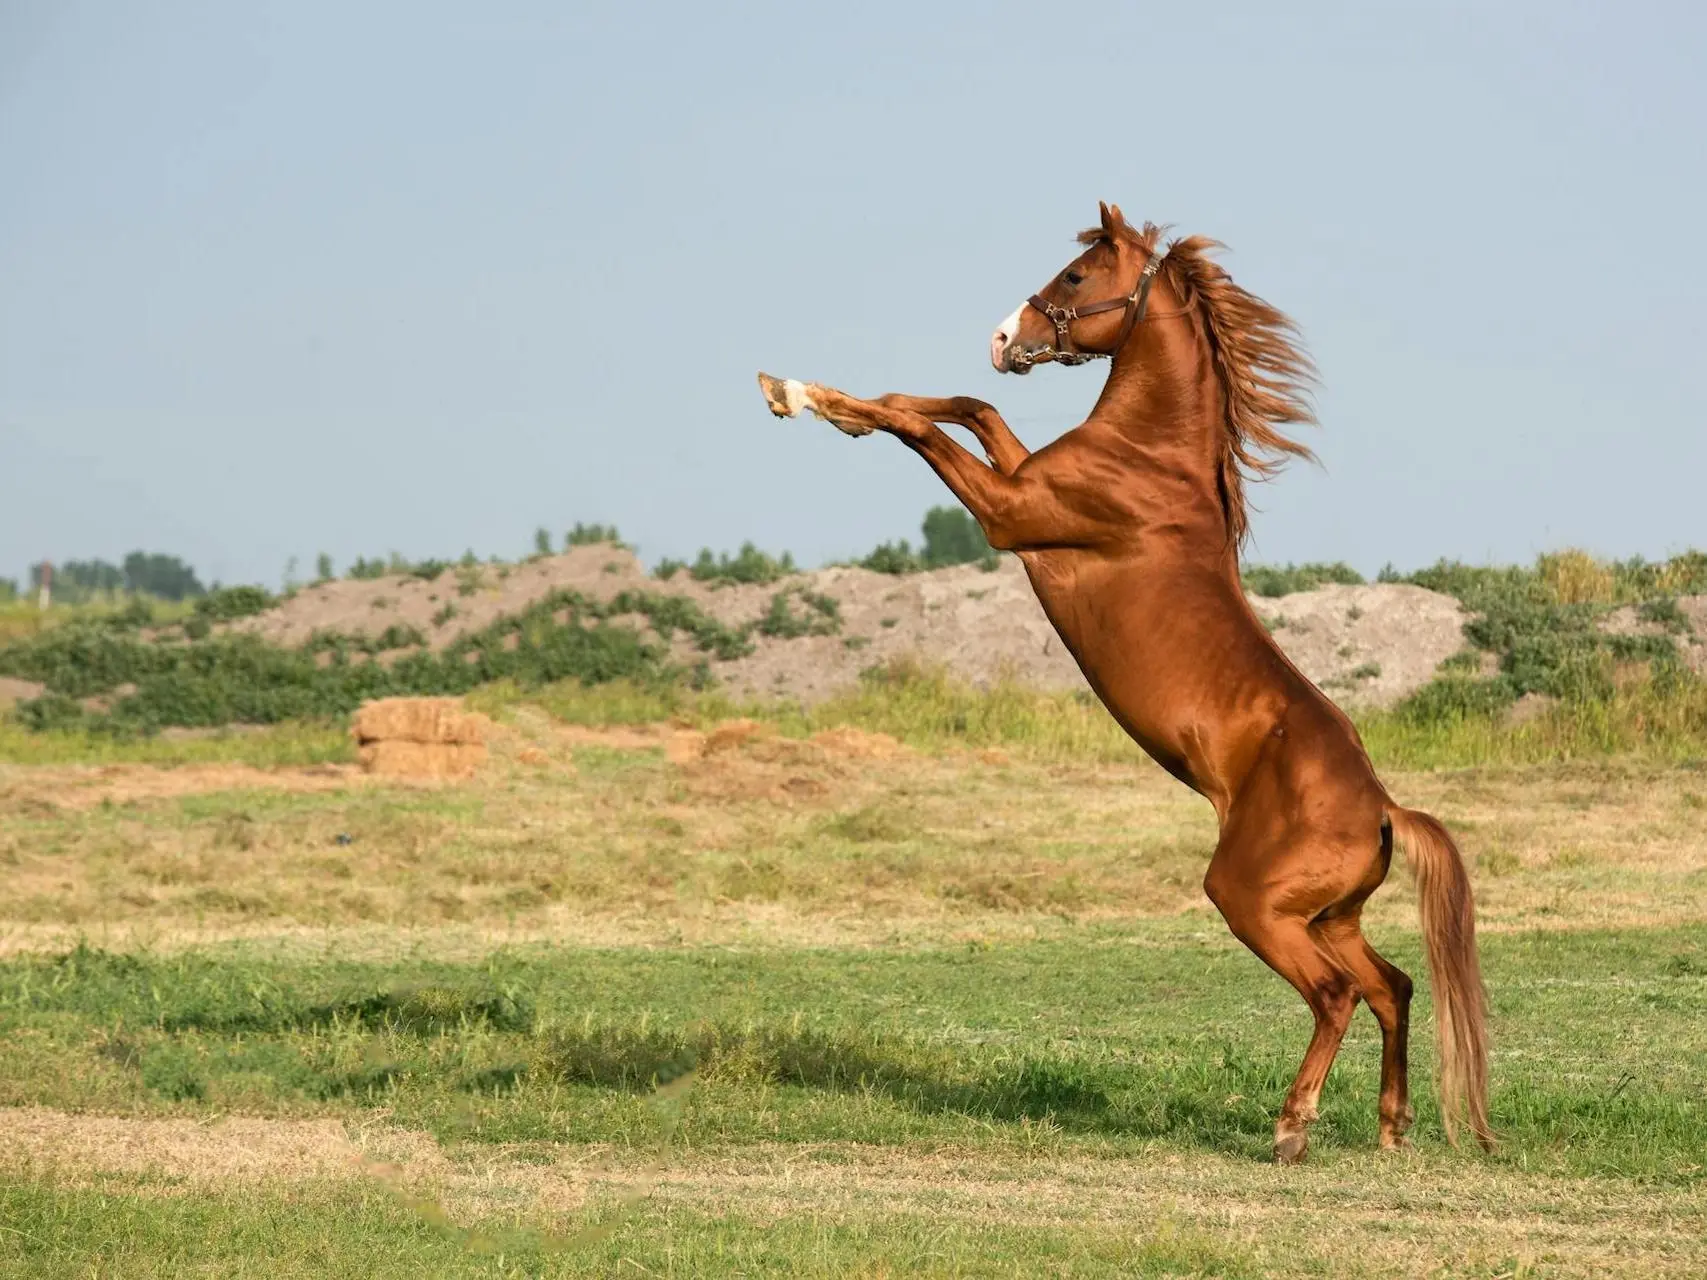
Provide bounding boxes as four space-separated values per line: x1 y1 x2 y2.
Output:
1318 915 1415 1150
1207 880 1362 1164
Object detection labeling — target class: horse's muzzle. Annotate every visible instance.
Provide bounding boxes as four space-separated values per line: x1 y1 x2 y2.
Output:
991 335 1043 375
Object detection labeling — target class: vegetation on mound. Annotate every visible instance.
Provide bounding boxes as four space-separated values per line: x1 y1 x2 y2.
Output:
1240 561 1365 596
0 591 674 734
655 542 798 586
0 579 846 735
1374 548 1707 727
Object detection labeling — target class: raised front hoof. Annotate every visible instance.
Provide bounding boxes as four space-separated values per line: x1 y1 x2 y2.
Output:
756 372 804 418
1273 1128 1310 1166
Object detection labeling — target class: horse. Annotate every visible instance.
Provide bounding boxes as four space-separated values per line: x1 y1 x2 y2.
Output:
756 202 1491 1164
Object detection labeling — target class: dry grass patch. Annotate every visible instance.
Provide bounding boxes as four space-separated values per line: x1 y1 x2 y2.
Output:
2 725 1705 947
5 1109 1704 1278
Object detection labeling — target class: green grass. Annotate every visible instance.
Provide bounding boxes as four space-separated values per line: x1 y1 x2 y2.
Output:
2 927 1702 1174
0 718 353 767
0 1181 1275 1279
2 926 1704 1275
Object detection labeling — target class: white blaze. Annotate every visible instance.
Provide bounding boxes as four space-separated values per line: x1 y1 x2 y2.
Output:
991 302 1026 371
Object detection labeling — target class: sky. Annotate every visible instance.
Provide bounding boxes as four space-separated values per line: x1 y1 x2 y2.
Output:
2 1 1704 589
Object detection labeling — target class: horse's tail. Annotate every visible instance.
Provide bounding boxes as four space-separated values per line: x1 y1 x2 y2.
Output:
1387 805 1493 1150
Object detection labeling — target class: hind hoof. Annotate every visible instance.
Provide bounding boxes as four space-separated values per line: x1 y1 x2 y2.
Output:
1273 1129 1309 1166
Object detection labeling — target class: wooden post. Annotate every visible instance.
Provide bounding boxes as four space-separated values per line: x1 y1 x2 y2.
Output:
38 560 51 610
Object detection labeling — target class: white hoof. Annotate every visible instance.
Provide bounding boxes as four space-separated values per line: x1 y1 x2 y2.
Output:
757 372 812 418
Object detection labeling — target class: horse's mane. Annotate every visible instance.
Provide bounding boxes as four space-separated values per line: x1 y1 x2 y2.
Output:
1081 221 1318 545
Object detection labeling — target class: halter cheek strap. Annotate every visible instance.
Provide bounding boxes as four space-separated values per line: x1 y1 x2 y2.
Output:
1017 242 1170 369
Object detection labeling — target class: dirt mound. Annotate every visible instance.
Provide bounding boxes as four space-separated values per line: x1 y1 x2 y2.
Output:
353 697 490 778
1250 584 1469 708
229 545 1472 710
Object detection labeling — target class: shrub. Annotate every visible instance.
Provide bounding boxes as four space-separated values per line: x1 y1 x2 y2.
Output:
1241 562 1365 597
851 507 999 576
193 585 276 623
567 523 624 548
756 588 841 639
859 541 925 575
659 543 796 586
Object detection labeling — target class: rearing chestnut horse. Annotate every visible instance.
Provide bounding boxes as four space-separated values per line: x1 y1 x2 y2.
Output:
757 202 1490 1163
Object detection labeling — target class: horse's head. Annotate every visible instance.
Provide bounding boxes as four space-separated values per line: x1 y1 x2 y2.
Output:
990 202 1166 374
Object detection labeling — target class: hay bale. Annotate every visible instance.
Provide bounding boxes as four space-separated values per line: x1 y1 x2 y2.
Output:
356 740 487 779
352 697 489 745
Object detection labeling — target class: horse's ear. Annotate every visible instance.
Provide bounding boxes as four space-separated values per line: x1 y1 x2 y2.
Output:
1098 201 1118 236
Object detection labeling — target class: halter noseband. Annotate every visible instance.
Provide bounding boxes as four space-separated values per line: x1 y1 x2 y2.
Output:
1011 242 1171 371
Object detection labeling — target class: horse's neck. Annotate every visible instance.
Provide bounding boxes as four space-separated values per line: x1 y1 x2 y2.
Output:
1088 317 1222 457
1079 319 1235 565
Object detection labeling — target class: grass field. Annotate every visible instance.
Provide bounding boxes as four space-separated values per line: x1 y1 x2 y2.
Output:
2 692 1705 1276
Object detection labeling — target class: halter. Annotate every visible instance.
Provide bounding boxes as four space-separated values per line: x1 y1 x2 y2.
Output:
1010 241 1172 371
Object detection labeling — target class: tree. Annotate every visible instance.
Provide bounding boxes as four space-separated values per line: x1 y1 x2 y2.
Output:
920 505 995 568
33 559 124 603
122 551 205 600
316 553 334 582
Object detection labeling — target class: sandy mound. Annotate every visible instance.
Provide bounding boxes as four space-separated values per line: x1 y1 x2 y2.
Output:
1251 583 1470 709
225 545 1472 711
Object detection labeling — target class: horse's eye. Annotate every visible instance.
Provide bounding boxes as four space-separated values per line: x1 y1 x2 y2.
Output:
1063 271 1084 287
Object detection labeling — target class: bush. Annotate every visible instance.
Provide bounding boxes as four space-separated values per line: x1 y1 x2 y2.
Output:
859 541 926 575
657 542 796 586
193 586 276 623
852 507 998 576
567 523 624 548
755 588 841 639
1241 562 1365 597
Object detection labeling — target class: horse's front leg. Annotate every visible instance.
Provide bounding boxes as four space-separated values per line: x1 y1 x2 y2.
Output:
757 374 1105 550
872 394 1030 475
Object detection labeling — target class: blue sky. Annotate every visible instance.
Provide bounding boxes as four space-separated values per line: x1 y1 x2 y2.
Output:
2 1 1703 588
